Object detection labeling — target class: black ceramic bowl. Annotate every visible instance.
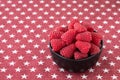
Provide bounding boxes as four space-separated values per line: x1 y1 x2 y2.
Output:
49 41 103 72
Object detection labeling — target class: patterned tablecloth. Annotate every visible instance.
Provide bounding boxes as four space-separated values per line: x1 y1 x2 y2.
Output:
0 0 120 80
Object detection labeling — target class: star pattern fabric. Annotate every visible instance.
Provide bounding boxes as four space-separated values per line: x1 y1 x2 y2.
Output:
0 0 120 80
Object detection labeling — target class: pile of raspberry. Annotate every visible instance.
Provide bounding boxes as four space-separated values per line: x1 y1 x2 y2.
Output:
50 19 102 60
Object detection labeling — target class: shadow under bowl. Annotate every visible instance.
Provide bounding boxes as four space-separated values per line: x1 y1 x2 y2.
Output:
49 41 103 73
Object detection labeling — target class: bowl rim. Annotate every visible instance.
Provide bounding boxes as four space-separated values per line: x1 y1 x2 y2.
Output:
49 40 103 62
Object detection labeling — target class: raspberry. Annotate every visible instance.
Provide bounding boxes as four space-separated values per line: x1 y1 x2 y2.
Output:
81 22 94 32
49 31 63 40
60 43 76 58
61 29 76 45
74 22 87 33
89 43 100 55
76 31 92 42
91 32 102 47
74 51 88 60
75 41 91 54
68 19 79 29
51 39 66 52
54 26 68 32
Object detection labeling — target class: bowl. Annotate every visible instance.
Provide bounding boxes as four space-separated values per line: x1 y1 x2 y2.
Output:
49 41 103 72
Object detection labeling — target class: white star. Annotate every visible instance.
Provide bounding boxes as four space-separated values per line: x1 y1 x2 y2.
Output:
19 20 24 24
96 74 103 79
33 44 39 48
17 29 22 33
66 74 72 79
112 35 117 38
35 34 41 38
88 68 94 72
52 62 57 65
104 30 109 33
98 25 103 29
117 29 120 33
0 25 5 28
28 39 33 43
109 61 115 66
30 67 36 72
29 29 35 33
31 20 36 24
26 16 31 19
103 68 109 73
26 50 32 54
111 75 118 80
12 50 18 54
96 16 101 20
96 62 101 66
4 29 10 33
21 74 27 79
18 55 24 60
102 56 108 60
49 25 54 28
7 44 13 48
108 16 113 20
24 25 29 28
2 16 7 19
20 44 26 48
115 56 120 60
101 12 106 15
51 73 58 79
1 39 7 43
12 25 17 28
106 39 111 43
41 39 46 43
22 34 28 38
81 74 87 79
59 68 64 72
9 34 15 38
39 49 45 54
110 25 115 29
7 20 12 24
6 74 13 79
4 55 10 60
14 39 20 43
115 21 119 24
38 60 44 65
113 45 119 49
0 49 4 54
44 67 51 72
107 50 113 54
9 61 15 66
15 67 21 72
42 29 47 33
24 61 30 66
0 67 7 72
43 20 48 23
90 12 94 15
32 55 38 60
36 73 43 78
36 25 41 28
46 55 51 59
14 16 19 19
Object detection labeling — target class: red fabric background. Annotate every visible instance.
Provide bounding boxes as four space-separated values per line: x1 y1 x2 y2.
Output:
0 0 120 80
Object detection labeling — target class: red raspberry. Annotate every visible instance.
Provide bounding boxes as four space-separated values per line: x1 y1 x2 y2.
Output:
61 29 76 45
90 43 100 55
75 41 91 54
76 31 92 42
91 32 102 47
81 22 94 32
49 31 63 40
60 43 76 58
51 39 66 52
74 51 88 60
68 19 79 29
54 26 68 32
74 22 87 33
